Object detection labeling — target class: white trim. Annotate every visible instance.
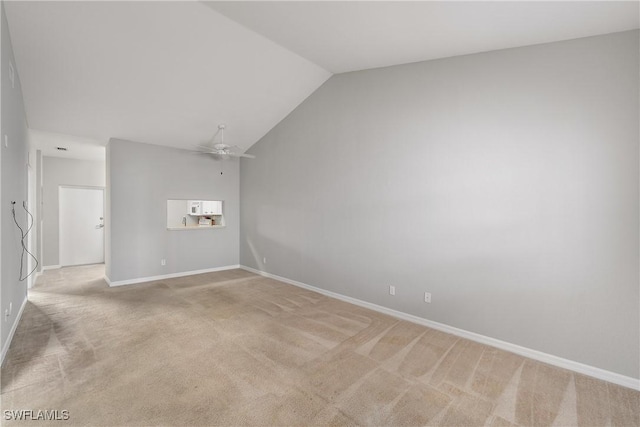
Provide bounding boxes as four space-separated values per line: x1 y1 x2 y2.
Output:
105 264 241 287
240 265 640 391
1 297 28 366
42 265 61 270
167 225 226 231
30 271 43 289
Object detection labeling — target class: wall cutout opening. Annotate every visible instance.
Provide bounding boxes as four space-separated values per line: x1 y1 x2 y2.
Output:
167 200 225 230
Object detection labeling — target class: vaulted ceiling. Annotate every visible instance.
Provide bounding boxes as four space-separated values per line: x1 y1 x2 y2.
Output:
5 1 639 156
4 1 330 153
208 1 640 74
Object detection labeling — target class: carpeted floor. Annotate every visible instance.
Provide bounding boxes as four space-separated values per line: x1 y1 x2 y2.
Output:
1 264 638 426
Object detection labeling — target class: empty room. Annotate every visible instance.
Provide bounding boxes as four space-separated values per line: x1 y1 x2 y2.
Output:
1 1 638 426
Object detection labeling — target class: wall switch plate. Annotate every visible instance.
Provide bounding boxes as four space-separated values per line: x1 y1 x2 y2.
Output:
424 292 431 303
160 259 166 266
4 135 8 148
389 285 396 296
263 257 267 264
9 302 12 316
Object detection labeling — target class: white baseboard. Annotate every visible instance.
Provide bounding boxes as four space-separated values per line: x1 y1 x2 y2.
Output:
30 271 44 289
240 265 639 391
105 264 241 287
41 265 61 270
1 297 28 366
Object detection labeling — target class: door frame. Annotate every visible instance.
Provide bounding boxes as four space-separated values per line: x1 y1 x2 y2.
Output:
58 185 106 267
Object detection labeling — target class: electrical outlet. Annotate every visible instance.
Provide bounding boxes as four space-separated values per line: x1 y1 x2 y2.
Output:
160 259 166 266
389 285 396 296
424 292 431 303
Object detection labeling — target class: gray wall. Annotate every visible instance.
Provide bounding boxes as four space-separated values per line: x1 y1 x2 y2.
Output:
240 31 639 378
105 145 111 278
26 147 37 287
35 149 42 273
1 2 29 356
42 156 105 266
107 139 239 282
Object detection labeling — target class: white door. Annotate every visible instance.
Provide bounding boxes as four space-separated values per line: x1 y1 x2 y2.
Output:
59 187 104 266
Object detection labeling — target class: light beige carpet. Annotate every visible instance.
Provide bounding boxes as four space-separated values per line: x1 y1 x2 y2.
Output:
1 265 638 426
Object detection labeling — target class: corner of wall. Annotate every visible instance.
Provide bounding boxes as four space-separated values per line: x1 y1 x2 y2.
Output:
1 0 31 360
0 296 27 365
104 141 111 279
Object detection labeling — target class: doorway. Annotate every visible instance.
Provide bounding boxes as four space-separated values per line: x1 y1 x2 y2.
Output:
59 186 104 266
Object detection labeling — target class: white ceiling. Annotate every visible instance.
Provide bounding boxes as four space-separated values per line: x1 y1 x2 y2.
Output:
208 1 640 74
29 130 105 162
4 1 330 153
5 1 639 157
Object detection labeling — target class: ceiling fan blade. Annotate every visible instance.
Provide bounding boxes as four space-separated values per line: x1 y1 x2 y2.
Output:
195 144 217 152
194 143 255 159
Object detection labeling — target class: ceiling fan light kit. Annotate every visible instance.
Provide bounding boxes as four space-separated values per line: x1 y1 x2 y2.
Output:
196 124 256 159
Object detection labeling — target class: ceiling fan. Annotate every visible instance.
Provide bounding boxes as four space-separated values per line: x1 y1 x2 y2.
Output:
196 124 255 159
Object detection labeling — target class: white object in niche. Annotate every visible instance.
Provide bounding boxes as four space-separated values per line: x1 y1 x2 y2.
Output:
202 201 222 215
188 200 222 215
188 200 202 215
167 200 225 230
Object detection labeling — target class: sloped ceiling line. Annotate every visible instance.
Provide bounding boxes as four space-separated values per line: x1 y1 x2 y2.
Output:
5 1 330 153
5 1 638 155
